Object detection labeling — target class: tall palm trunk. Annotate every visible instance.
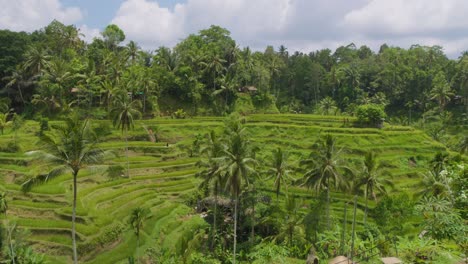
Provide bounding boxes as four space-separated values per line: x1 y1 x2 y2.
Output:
211 185 218 251
327 178 331 230
72 170 78 264
251 186 256 244
364 187 368 225
136 235 140 264
125 127 130 178
233 196 238 264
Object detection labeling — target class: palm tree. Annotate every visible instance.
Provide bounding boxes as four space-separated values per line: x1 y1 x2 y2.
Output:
0 192 8 217
418 169 452 200
23 46 50 75
126 41 140 65
267 147 291 201
41 59 75 104
0 112 12 135
196 130 224 249
430 72 454 111
110 94 142 177
203 55 226 91
3 66 34 106
217 126 256 264
318 97 337 115
129 207 150 263
301 134 348 229
273 194 304 247
21 117 109 264
353 151 392 224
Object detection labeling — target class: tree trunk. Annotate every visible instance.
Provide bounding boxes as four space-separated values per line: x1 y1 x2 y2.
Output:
18 85 25 107
72 170 78 264
211 191 218 251
125 127 130 178
136 235 140 264
364 189 368 226
233 197 238 264
251 187 255 245
327 183 331 230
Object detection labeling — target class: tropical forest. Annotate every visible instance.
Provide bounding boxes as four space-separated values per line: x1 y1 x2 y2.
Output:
0 21 466 264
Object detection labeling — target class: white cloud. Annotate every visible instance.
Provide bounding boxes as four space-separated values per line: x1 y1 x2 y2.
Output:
111 0 293 49
0 0 83 32
343 0 468 36
111 0 186 48
79 24 101 43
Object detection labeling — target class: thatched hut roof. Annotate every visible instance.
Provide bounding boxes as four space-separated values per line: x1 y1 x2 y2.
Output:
381 257 402 264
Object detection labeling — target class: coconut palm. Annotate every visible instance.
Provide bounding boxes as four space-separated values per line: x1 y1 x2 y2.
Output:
0 192 8 217
273 194 305 247
301 134 348 229
353 151 393 224
110 94 142 177
129 207 150 263
430 72 454 111
217 127 256 264
418 169 452 200
196 130 225 250
21 117 109 264
318 97 337 115
3 66 34 106
0 112 12 135
126 41 140 65
203 55 226 91
23 46 50 75
267 147 291 201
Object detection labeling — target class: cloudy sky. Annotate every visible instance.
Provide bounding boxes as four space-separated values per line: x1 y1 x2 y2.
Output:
1 0 467 58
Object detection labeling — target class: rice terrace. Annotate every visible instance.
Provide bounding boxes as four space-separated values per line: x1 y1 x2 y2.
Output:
0 2 467 263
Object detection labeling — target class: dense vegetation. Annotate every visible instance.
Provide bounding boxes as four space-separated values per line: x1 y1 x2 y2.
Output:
0 21 466 263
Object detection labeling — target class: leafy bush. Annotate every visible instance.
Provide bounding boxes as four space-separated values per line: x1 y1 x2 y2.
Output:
356 104 386 127
173 109 187 119
0 141 21 152
39 118 49 135
247 242 289 264
106 165 125 180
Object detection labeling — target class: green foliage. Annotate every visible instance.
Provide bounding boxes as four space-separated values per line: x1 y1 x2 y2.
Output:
372 193 414 234
106 165 125 180
78 222 126 254
247 242 289 264
173 109 187 119
398 237 459 264
38 117 49 135
356 104 386 127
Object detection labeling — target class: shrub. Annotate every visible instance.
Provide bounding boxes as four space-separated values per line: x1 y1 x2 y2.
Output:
0 141 21 153
106 165 125 180
173 109 187 119
39 118 49 135
356 104 386 127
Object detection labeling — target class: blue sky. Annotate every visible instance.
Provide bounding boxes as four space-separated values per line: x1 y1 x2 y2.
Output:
1 0 468 58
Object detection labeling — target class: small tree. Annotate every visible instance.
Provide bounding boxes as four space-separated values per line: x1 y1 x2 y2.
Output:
0 192 7 217
129 207 150 263
356 104 386 127
110 94 142 177
22 117 110 264
0 112 12 135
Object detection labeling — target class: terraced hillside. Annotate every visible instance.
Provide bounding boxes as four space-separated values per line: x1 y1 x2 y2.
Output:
0 114 448 263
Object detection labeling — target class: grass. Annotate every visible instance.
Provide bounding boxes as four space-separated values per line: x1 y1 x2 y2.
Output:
0 114 455 263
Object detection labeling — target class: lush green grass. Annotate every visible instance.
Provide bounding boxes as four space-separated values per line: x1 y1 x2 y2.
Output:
0 114 454 263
